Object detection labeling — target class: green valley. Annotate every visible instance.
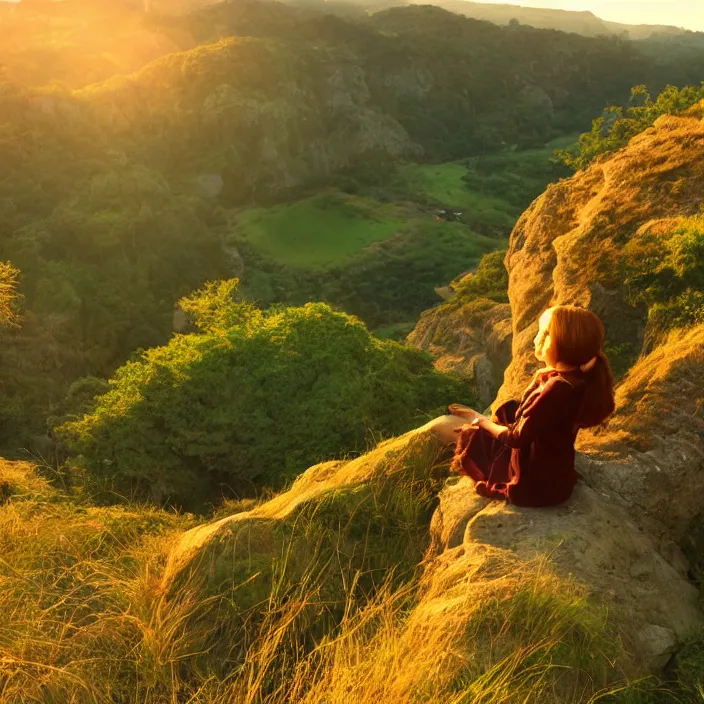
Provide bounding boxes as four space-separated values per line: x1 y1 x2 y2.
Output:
233 193 406 270
227 139 570 328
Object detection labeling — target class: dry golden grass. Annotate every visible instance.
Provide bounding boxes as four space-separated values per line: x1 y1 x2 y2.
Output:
0 442 669 704
0 458 54 503
0 262 21 329
580 324 704 453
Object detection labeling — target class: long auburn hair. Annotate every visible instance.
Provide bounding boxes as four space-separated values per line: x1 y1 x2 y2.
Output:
547 305 616 428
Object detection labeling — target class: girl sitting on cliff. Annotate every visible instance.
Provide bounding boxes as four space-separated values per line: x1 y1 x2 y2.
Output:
425 305 616 507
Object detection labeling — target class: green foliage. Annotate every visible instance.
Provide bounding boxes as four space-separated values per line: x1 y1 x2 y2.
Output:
395 162 517 237
232 189 502 328
0 136 228 442
622 216 704 334
394 143 569 238
671 638 704 702
602 341 638 383
7 164 225 365
367 6 666 159
373 321 417 341
46 376 111 431
321 220 498 327
59 300 465 509
461 141 572 210
0 261 20 328
557 84 704 171
452 249 509 304
177 279 261 333
3 0 704 451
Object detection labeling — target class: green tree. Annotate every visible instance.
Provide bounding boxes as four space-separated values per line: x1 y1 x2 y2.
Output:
60 298 465 509
452 249 509 303
177 278 261 333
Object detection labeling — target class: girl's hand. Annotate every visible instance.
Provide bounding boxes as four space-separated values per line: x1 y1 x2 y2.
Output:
448 404 483 422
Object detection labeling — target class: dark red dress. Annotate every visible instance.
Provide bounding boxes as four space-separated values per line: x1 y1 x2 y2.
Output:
452 368 587 507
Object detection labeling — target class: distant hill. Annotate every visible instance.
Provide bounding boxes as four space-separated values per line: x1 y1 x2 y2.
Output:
411 0 687 39
5 0 692 39
276 0 690 39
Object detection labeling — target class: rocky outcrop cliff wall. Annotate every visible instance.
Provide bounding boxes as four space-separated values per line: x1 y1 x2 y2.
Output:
498 111 704 406
408 298 512 408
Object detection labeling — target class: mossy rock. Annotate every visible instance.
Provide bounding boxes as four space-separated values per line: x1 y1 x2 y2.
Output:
161 431 447 595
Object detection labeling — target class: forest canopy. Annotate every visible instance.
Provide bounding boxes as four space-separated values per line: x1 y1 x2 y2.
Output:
59 285 466 509
557 83 704 170
2 0 704 457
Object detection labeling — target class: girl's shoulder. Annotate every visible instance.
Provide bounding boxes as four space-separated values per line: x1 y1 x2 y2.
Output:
537 368 586 390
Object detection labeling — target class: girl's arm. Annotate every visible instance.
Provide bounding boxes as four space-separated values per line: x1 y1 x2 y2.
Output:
473 416 508 439
481 377 574 448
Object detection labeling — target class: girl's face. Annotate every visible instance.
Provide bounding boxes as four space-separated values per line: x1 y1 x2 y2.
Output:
534 309 556 365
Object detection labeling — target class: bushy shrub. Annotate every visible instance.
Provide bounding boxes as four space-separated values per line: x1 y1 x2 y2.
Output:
557 83 704 171
622 216 704 333
59 285 465 509
452 249 509 304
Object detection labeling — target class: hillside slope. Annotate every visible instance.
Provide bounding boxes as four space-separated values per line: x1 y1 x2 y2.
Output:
6 0 695 448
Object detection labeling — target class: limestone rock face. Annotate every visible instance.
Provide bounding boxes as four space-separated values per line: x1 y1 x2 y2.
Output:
497 112 704 407
408 299 512 407
428 478 701 672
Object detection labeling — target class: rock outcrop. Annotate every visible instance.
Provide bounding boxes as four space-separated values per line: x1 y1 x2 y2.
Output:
408 297 512 408
478 109 704 662
428 478 700 671
494 109 704 553
498 110 704 406
162 429 702 675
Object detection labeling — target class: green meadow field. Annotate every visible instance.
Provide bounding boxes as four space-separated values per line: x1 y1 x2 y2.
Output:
233 193 406 270
227 142 572 328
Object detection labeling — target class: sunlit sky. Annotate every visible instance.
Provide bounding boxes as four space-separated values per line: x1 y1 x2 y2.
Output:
1 0 702 31
475 0 704 31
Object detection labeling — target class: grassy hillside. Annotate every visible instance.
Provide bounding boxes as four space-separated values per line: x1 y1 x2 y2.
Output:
2 437 702 702
234 193 405 270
